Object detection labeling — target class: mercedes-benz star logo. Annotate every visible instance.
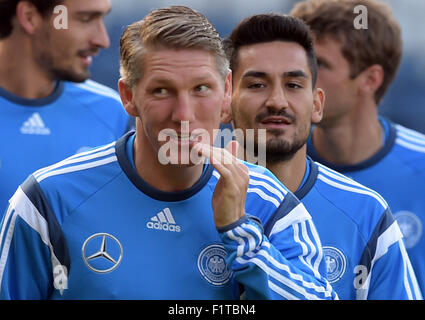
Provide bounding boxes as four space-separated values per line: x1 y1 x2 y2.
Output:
82 233 123 273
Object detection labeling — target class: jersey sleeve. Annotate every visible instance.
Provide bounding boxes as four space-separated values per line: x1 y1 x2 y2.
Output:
0 177 69 300
218 192 338 300
68 80 132 139
355 209 422 300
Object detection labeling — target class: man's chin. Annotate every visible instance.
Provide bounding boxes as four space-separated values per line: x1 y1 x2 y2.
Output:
266 150 297 163
257 138 305 164
52 68 90 83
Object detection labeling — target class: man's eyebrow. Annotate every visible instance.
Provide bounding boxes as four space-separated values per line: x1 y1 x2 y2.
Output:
147 74 213 85
242 70 308 79
242 71 267 79
283 70 308 78
75 7 112 17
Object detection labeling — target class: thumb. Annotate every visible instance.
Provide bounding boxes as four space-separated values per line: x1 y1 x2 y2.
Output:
225 140 240 158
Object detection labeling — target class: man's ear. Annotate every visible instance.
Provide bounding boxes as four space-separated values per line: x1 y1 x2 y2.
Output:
118 79 139 117
15 1 44 35
221 70 233 124
357 64 384 98
312 87 325 124
221 104 232 124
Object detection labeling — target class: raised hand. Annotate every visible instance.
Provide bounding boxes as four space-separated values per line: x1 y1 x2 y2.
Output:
193 141 249 228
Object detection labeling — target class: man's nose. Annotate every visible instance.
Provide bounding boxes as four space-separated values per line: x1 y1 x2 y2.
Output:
171 92 195 123
265 85 289 110
90 20 110 49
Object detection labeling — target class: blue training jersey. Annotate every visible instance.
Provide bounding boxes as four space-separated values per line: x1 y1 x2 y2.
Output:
0 131 337 300
0 80 132 215
308 117 425 296
296 157 421 300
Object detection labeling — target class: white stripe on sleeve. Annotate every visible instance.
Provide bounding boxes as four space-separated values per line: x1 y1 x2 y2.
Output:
269 203 311 237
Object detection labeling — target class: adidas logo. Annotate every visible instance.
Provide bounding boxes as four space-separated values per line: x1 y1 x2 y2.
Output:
147 208 181 232
20 112 51 135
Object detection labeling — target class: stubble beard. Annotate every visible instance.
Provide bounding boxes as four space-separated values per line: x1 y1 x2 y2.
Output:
259 131 307 164
33 27 90 83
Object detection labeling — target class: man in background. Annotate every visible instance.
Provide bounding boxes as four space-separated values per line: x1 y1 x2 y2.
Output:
292 0 425 294
0 0 132 214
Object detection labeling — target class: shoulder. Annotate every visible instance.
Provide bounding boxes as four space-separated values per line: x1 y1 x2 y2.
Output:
64 80 122 106
238 161 304 228
210 161 293 224
313 161 391 233
26 142 122 219
311 163 403 264
211 161 290 204
64 80 130 134
34 141 119 186
242 161 290 206
315 161 388 209
393 123 425 165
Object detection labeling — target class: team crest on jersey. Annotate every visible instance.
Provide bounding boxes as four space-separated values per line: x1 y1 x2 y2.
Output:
394 211 422 249
197 244 233 286
323 246 346 283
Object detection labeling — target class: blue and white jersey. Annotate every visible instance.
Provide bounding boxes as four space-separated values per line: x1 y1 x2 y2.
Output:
295 157 421 300
0 131 337 300
308 117 425 296
0 80 132 215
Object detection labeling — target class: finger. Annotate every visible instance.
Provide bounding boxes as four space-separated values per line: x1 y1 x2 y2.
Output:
225 140 240 158
194 143 234 166
209 146 248 183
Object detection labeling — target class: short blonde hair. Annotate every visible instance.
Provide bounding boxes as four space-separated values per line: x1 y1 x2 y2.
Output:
120 6 229 88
